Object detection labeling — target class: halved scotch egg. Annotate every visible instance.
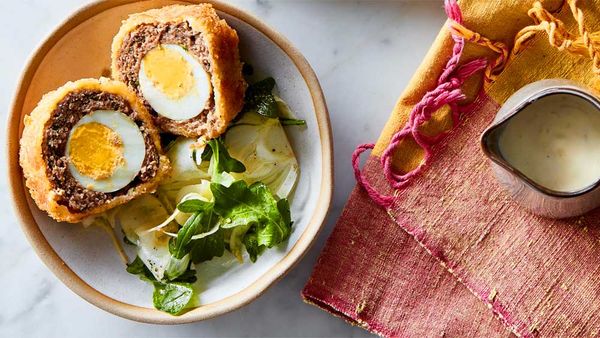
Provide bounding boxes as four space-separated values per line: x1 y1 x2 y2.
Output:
111 4 246 138
19 78 171 223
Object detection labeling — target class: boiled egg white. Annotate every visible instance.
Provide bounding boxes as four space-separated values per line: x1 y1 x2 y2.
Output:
66 109 146 193
139 44 212 121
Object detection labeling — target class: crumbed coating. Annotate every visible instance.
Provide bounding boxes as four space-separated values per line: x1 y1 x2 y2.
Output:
111 4 246 138
19 78 171 223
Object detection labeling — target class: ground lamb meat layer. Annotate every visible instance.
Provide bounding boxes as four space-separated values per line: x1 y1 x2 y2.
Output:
42 90 160 213
116 22 216 130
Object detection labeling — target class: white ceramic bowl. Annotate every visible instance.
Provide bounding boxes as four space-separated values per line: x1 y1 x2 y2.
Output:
7 0 332 324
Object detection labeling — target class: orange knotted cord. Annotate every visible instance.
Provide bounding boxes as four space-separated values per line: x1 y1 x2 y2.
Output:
448 21 510 84
513 0 600 74
449 0 600 81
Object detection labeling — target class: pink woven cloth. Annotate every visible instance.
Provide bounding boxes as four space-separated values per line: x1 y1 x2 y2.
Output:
386 95 600 336
303 94 600 336
303 165 511 336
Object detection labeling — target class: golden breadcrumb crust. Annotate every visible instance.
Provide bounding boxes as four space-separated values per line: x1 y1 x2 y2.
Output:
19 78 171 223
111 4 246 138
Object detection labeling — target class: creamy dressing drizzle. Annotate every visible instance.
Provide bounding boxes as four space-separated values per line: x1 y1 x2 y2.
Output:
498 93 600 193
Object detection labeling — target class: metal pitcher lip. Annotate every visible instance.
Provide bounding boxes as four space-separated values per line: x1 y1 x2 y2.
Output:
481 80 600 199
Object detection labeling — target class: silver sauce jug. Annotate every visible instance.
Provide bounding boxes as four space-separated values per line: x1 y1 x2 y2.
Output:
481 79 600 219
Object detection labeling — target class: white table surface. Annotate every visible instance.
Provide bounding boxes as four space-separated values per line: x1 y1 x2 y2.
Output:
0 1 446 337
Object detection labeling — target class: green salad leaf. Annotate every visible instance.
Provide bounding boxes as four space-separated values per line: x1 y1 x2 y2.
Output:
126 256 155 282
172 212 203 259
204 138 246 174
202 138 246 185
242 231 264 263
243 77 278 118
254 198 291 248
126 256 197 315
169 195 226 264
177 199 213 213
189 208 225 263
152 282 195 315
211 180 292 250
277 198 292 226
190 228 225 263
242 77 307 126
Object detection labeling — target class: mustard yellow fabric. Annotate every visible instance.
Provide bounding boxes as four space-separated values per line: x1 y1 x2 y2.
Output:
489 3 600 102
371 0 592 174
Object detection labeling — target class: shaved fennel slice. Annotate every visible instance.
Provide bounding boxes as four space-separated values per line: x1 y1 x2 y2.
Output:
163 137 210 185
115 195 189 280
144 210 181 234
118 195 171 241
225 112 299 199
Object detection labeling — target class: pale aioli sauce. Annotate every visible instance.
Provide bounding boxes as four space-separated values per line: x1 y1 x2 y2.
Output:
498 93 600 192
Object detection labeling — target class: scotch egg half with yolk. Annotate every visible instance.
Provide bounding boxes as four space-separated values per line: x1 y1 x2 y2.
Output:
139 44 212 121
66 110 146 193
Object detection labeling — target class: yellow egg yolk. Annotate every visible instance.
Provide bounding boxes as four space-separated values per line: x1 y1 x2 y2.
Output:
68 122 124 180
143 45 195 99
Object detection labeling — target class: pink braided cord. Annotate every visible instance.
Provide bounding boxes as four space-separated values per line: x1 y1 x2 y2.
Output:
352 0 487 208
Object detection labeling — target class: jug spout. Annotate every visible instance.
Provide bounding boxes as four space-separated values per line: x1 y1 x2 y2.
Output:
480 118 508 168
481 79 600 218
